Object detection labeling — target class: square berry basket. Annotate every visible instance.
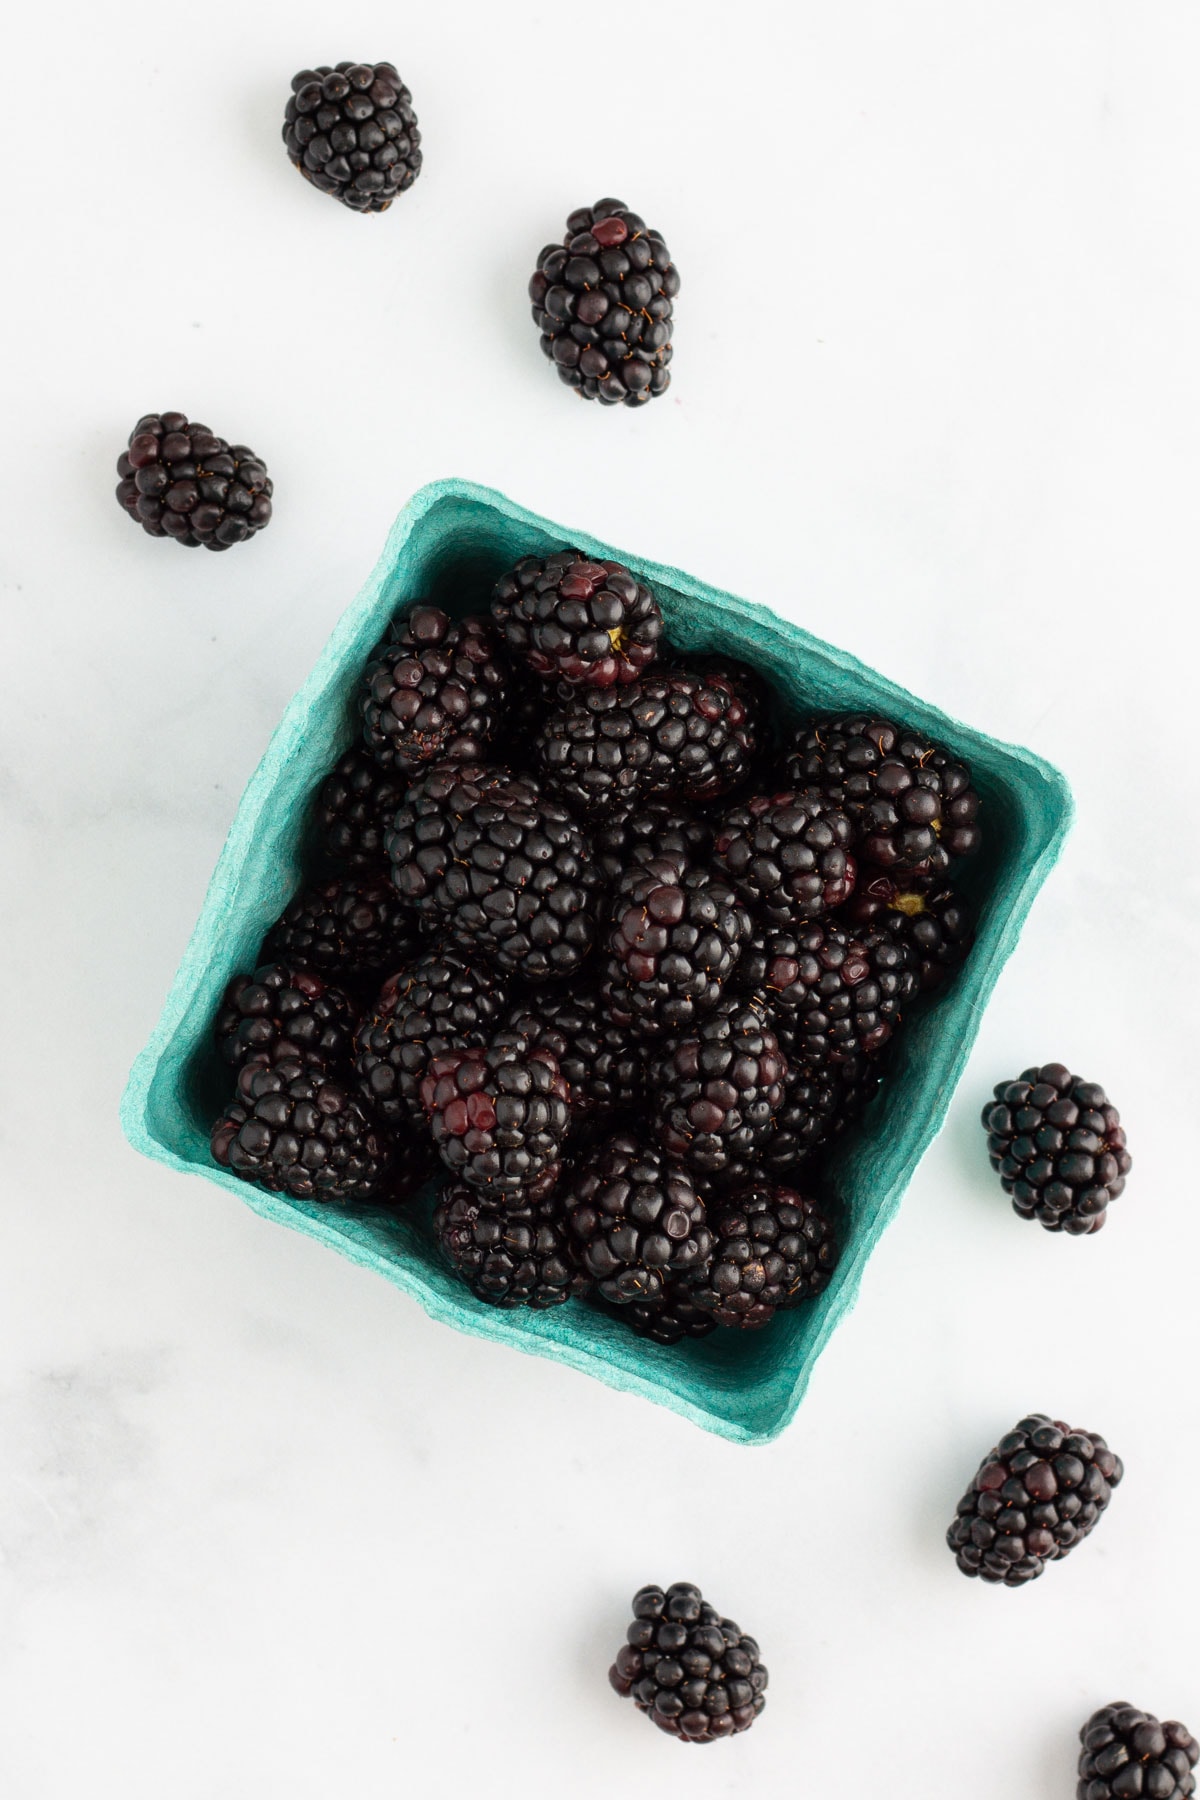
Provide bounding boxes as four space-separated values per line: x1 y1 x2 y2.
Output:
120 477 1073 1446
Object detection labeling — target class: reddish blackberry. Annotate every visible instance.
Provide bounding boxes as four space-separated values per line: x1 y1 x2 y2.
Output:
713 791 857 925
529 198 679 407
603 856 752 1039
609 1582 767 1742
283 62 421 212
210 1057 389 1202
760 1050 884 1175
650 994 787 1177
592 802 712 886
491 551 663 688
314 748 407 868
596 1280 717 1345
262 873 420 985
360 608 508 772
115 412 272 551
506 986 643 1132
787 713 982 877
1078 1703 1198 1800
214 962 355 1072
420 1030 570 1200
432 1184 584 1309
947 1413 1124 1586
982 1063 1131 1236
565 1133 712 1303
738 921 918 1062
385 762 509 918
354 946 507 1128
688 1184 839 1328
844 874 973 991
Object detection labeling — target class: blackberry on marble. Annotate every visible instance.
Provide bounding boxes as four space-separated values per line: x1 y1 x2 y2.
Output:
210 1057 389 1202
354 945 507 1128
283 62 420 212
650 993 787 1176
603 856 751 1039
609 1582 768 1742
420 1030 570 1199
491 550 663 688
215 962 356 1072
714 790 857 925
360 608 508 772
565 1132 712 1304
982 1063 1131 1236
262 872 420 985
115 411 272 550
1078 1702 1198 1800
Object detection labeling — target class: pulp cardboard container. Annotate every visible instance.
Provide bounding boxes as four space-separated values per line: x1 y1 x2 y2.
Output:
121 478 1073 1445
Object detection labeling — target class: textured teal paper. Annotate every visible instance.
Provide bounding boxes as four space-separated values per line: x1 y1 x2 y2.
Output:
120 478 1073 1445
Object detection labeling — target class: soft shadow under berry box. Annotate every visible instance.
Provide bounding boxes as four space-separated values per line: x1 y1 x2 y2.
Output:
121 477 1073 1445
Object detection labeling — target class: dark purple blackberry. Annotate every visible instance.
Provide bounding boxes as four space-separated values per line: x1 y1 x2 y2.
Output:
603 856 752 1039
713 791 857 925
420 1031 570 1200
215 962 356 1072
982 1063 1131 1236
595 1280 717 1345
565 1132 712 1303
738 922 919 1062
115 412 272 551
354 946 507 1128
760 1050 884 1176
491 551 663 688
283 62 420 212
432 1184 584 1309
947 1413 1124 1586
843 874 974 991
1078 1702 1198 1800
650 994 787 1177
609 1582 767 1742
505 986 643 1131
529 198 679 407
688 1184 839 1329
592 802 712 887
262 873 420 985
314 748 408 868
210 1057 389 1202
385 762 509 918
787 713 982 877
360 609 508 772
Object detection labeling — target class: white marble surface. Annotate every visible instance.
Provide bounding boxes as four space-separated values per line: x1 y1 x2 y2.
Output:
3 3 1199 1795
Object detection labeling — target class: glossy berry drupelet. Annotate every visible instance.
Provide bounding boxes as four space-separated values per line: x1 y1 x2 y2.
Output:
420 1030 570 1200
738 922 919 1063
283 62 421 211
433 1184 584 1309
354 945 508 1128
211 1057 389 1202
116 412 272 550
314 748 408 868
214 962 356 1072
982 1063 1131 1235
714 791 858 925
491 551 663 688
529 198 679 406
787 713 982 877
603 855 752 1039
609 1582 768 1742
844 874 973 991
505 985 644 1135
1078 1701 1198 1800
565 1133 713 1304
946 1413 1124 1586
688 1185 839 1329
262 873 420 986
361 608 509 772
650 993 788 1177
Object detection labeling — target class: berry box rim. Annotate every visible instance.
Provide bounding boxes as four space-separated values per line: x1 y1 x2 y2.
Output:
120 476 1074 1446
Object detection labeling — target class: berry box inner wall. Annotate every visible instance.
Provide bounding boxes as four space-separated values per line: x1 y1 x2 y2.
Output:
122 478 1073 1445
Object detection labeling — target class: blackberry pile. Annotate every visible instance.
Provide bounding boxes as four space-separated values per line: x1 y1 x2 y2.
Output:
207 552 985 1353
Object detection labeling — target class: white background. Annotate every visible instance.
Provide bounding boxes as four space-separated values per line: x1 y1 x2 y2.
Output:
2 3 1198 1795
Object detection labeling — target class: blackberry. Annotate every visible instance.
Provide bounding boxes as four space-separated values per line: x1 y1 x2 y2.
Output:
760 1050 884 1176
115 411 272 550
592 802 712 887
314 748 408 868
596 1280 717 1345
688 1184 839 1328
529 198 679 407
506 986 643 1132
215 962 355 1072
603 856 751 1039
361 608 508 772
609 1582 767 1742
1078 1702 1198 1800
420 1030 570 1199
947 1413 1124 1586
262 873 420 985
385 762 509 918
982 1063 1131 1236
210 1057 389 1202
787 713 982 877
738 922 919 1063
432 1185 584 1309
491 551 663 688
844 874 973 991
354 946 507 1128
713 791 857 925
650 994 787 1176
283 62 421 212
565 1133 712 1303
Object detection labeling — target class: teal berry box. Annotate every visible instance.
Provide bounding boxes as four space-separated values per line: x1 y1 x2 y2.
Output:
121 478 1073 1446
